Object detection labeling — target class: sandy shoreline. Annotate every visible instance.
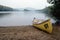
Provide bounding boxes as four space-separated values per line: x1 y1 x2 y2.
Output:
0 25 60 40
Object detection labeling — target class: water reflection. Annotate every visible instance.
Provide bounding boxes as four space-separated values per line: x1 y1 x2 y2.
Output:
0 13 11 18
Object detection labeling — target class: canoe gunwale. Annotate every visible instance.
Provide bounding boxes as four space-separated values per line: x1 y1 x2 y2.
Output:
33 19 50 25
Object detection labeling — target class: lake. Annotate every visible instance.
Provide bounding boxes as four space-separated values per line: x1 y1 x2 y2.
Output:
0 11 56 26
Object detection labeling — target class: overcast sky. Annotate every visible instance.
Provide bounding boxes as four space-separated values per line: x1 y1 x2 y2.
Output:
0 0 51 9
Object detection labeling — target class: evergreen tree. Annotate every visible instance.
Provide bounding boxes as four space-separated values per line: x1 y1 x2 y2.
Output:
47 0 60 24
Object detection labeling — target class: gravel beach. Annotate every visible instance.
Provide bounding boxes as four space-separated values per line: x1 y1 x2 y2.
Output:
0 25 60 40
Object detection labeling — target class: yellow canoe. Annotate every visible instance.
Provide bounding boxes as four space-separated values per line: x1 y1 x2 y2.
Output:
33 19 53 33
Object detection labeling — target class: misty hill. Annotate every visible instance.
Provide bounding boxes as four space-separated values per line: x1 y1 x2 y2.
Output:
24 7 35 11
24 9 30 11
17 7 35 11
35 7 50 13
23 8 35 11
41 7 49 13
0 5 14 11
16 7 51 13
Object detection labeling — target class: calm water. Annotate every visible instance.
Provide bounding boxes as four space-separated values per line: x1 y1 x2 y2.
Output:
0 11 56 26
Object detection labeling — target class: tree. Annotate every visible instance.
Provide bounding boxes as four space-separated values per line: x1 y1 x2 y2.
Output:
47 0 60 24
47 0 60 20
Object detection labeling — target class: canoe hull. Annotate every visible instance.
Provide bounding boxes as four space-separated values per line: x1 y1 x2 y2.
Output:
33 19 53 33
